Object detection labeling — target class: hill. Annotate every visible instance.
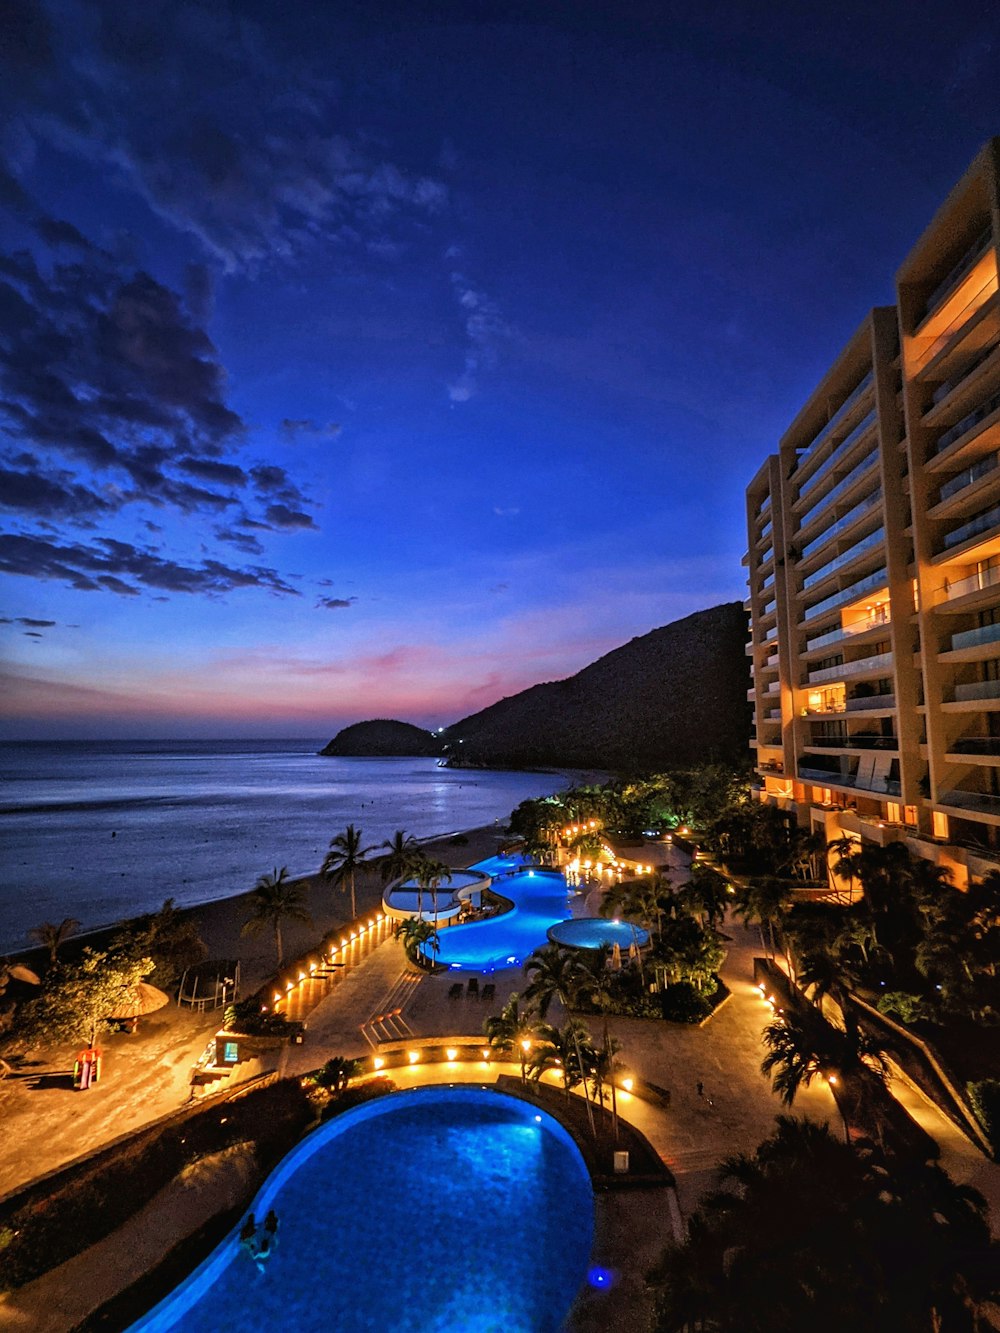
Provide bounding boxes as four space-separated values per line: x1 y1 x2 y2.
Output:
320 719 440 757
441 602 750 770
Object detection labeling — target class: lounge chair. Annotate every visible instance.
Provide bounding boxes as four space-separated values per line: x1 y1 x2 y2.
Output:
481 982 495 1002
467 977 479 998
448 982 464 999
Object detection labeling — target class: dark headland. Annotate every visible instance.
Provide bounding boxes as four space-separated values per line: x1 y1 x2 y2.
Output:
321 602 750 771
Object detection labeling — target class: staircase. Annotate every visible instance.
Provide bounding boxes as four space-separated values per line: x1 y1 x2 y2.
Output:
360 970 422 1048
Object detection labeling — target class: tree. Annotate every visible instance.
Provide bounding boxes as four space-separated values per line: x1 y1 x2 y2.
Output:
733 876 793 962
415 856 453 933
680 865 730 929
322 824 376 919
241 867 312 968
13 947 153 1050
527 1018 592 1098
524 944 596 1132
760 1002 892 1143
380 830 420 885
397 916 439 967
484 993 541 1085
117 898 206 988
28 918 80 966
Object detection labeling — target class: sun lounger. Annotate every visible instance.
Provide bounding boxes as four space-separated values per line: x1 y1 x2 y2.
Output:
448 982 464 999
480 983 495 1002
467 977 479 997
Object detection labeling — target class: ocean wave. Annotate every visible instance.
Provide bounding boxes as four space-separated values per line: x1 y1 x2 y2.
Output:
0 794 197 816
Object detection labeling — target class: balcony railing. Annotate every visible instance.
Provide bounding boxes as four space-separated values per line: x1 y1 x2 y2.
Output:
799 455 880 526
800 488 882 560
920 228 993 324
940 563 1000 602
931 338 1000 406
806 651 893 685
797 409 878 500
805 736 899 750
953 679 1000 703
942 501 1000 551
846 693 896 712
802 526 884 592
948 737 1000 755
950 622 1000 652
937 452 1000 504
932 387 1000 458
938 789 1000 817
805 612 891 654
796 371 874 468
797 765 900 796
802 567 888 623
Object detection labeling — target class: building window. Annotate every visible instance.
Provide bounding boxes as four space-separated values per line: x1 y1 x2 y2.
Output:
932 811 949 839
904 805 918 826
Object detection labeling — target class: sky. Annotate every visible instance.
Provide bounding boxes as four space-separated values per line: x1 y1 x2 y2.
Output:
1 0 999 739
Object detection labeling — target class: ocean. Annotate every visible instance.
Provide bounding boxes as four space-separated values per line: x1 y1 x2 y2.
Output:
0 740 568 953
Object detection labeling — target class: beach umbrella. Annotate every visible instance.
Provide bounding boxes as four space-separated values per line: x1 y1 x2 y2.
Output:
0 962 41 996
610 942 622 971
627 941 639 963
107 982 171 1020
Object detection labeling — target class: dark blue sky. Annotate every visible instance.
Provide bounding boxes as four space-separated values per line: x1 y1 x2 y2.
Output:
1 0 998 737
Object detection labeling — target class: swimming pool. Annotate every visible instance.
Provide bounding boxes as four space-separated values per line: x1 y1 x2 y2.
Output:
129 1085 594 1333
547 918 650 951
426 867 573 971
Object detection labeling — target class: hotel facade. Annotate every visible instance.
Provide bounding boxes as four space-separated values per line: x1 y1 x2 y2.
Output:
745 138 1000 888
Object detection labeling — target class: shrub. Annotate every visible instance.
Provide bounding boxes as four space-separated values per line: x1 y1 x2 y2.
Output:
223 998 291 1037
967 1079 1000 1156
659 980 716 1023
876 991 931 1024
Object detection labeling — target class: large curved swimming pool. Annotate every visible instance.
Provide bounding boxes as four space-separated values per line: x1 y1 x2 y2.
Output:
426 867 573 971
130 1085 594 1333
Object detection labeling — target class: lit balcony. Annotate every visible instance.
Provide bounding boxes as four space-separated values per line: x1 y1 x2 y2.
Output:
806 651 893 686
935 562 1000 611
919 228 993 327
801 567 888 625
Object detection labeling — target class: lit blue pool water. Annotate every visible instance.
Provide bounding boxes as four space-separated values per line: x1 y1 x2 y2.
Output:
427 867 573 971
547 918 650 951
130 1086 594 1333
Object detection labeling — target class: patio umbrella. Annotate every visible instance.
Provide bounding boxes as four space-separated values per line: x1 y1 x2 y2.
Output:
628 941 639 963
107 982 170 1020
610 942 622 971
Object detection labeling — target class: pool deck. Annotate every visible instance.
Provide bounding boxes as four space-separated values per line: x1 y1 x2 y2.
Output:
4 833 1000 1332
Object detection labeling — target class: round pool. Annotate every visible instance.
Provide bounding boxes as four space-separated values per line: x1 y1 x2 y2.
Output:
130 1085 594 1333
547 917 650 951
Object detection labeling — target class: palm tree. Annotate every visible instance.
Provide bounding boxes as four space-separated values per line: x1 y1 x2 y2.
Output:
524 944 596 1132
681 865 730 929
380 829 419 884
322 824 376 919
484 992 540 1085
241 867 312 968
397 916 439 967
761 1003 892 1143
733 875 793 962
526 1018 592 1098
29 917 80 966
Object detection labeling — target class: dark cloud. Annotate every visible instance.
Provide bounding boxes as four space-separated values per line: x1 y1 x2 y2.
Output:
0 465 112 519
179 456 247 487
214 524 265 556
0 532 301 598
23 630 43 637
281 418 341 442
265 503 317 531
32 216 94 251
316 595 357 610
5 3 447 274
0 616 56 627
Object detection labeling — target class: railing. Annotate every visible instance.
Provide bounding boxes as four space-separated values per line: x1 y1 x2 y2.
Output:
795 370 874 469
758 519 772 543
805 612 891 653
948 737 1000 756
806 651 893 685
802 566 888 623
799 455 880 526
797 409 878 500
940 563 1000 602
805 736 899 750
953 679 1000 703
932 387 1000 458
930 338 1000 406
800 488 882 560
942 500 1000 551
846 693 896 712
912 274 1000 376
757 545 774 568
938 789 1000 816
796 765 900 796
949 622 1000 652
920 227 993 324
937 451 999 503
802 526 885 592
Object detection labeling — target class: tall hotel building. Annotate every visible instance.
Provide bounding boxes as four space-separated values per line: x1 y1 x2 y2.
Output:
746 138 1000 887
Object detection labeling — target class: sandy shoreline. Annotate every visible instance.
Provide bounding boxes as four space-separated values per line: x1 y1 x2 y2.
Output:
10 822 516 991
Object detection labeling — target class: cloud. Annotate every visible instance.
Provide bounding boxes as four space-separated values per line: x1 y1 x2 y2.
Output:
0 616 57 627
5 4 448 275
447 268 509 403
264 503 317 531
0 532 301 598
281 418 341 442
492 506 520 518
316 595 357 610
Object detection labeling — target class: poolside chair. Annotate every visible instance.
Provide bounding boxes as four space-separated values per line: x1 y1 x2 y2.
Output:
467 977 479 998
448 982 464 999
480 982 495 1003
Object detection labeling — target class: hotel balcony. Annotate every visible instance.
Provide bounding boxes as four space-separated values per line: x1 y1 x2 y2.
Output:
930 451 1000 517
796 408 878 505
936 789 1000 821
929 387 1000 466
947 679 1000 705
801 566 889 625
945 736 1000 758
796 454 881 532
946 622 1000 655
794 370 875 476
800 527 885 596
935 562 1000 613
802 612 891 657
797 763 901 798
803 734 899 752
925 337 1000 423
919 227 993 326
846 693 897 713
805 651 894 686
908 244 999 381
797 488 883 566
